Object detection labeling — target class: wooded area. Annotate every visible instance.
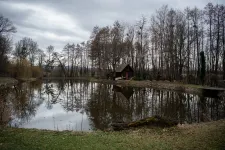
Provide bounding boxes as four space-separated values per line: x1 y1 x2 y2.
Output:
89 3 225 86
0 3 225 86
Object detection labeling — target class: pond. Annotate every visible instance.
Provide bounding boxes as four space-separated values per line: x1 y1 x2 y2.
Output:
0 79 225 131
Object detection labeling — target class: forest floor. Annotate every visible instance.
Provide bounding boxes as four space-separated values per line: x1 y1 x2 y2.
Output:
0 119 225 150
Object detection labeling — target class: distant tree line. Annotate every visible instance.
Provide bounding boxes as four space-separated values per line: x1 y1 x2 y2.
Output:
0 2 224 86
88 3 225 86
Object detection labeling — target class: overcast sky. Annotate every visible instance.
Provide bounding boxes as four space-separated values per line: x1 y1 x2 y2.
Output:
0 0 224 51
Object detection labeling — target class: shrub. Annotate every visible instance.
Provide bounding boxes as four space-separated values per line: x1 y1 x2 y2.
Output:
7 59 43 79
132 76 143 81
31 66 43 78
205 73 219 86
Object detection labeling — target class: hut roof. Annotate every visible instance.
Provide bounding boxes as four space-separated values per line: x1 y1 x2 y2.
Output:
115 64 132 72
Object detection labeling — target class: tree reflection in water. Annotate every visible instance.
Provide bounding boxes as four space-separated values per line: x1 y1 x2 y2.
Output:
0 80 224 131
86 84 225 130
0 81 43 127
0 87 13 125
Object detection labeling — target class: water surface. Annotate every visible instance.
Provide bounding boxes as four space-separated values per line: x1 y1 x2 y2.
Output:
0 79 224 131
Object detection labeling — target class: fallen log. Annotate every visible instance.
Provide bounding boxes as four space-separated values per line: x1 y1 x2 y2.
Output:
111 115 178 131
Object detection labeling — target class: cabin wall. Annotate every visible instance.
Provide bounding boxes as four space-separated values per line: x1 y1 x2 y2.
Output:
116 72 122 77
116 65 134 80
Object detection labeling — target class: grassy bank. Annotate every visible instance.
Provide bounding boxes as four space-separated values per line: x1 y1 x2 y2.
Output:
17 77 38 82
43 77 223 95
0 77 39 88
0 120 225 150
0 77 18 87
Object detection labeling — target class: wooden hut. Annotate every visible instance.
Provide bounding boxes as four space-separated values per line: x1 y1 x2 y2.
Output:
115 64 134 80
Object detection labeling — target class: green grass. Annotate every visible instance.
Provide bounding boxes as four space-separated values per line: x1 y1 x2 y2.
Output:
1 120 225 150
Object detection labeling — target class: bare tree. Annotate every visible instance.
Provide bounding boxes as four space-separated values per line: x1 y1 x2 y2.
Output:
14 37 38 64
0 15 16 74
37 49 46 68
46 45 54 60
0 15 16 35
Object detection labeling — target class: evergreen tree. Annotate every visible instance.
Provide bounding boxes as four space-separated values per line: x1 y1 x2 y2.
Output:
200 51 206 85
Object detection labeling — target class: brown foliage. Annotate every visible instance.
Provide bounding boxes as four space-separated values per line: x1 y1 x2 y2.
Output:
31 66 43 78
8 59 43 78
205 74 220 86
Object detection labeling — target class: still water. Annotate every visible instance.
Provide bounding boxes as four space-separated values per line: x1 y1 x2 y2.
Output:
0 80 225 131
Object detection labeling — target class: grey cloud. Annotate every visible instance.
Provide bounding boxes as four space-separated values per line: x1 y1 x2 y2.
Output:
0 1 34 20
0 0 224 52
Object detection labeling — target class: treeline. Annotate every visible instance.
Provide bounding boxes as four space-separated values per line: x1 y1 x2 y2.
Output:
0 2 224 86
89 3 225 85
0 12 89 79
0 15 43 78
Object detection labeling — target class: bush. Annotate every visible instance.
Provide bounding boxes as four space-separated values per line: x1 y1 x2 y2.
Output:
7 59 43 79
132 76 143 81
12 59 32 78
31 66 43 78
205 73 219 86
185 74 197 84
132 76 138 80
7 63 17 77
